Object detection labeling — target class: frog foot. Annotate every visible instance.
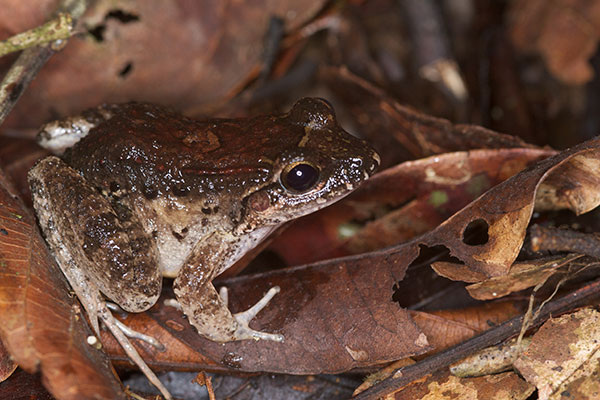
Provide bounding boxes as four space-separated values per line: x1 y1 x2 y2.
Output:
98 303 173 400
106 302 166 351
219 286 285 342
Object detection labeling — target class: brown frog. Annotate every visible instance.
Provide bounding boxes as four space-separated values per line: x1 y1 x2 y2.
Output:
28 98 380 343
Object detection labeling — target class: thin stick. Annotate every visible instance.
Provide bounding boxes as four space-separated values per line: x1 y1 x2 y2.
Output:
401 0 468 101
530 224 600 258
0 0 92 126
0 13 74 57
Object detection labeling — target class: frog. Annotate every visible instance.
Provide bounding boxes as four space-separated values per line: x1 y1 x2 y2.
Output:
28 98 380 344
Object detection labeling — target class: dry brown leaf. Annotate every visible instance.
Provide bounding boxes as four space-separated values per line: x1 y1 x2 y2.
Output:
514 307 600 400
421 138 600 279
391 370 534 400
321 66 536 168
0 167 126 400
1 0 327 130
410 301 523 355
509 0 600 85
149 272 430 374
465 255 582 301
0 137 48 205
535 152 600 214
100 311 223 372
0 338 16 383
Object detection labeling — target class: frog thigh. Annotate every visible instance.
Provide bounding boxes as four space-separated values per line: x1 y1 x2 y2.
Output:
28 156 162 312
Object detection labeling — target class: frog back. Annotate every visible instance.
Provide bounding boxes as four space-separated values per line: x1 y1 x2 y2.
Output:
62 102 294 199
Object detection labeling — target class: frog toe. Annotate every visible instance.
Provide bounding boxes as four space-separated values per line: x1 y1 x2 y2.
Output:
230 286 284 342
106 302 165 350
232 322 284 342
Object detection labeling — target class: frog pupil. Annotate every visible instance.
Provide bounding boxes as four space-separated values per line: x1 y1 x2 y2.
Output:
283 163 319 192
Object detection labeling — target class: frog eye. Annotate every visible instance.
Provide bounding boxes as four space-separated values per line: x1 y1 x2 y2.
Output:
281 162 319 192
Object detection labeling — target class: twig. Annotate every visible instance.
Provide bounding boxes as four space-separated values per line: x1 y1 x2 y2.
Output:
401 0 468 101
258 16 285 83
353 276 600 399
517 268 566 345
205 374 215 400
0 46 54 125
0 13 74 57
0 0 92 126
530 224 600 258
195 372 216 400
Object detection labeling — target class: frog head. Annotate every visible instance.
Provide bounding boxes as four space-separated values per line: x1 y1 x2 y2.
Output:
237 98 379 232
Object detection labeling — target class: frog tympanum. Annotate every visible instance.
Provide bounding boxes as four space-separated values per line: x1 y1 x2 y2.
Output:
29 98 380 343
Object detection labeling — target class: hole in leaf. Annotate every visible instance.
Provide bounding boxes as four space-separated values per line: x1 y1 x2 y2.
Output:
463 218 489 246
88 25 106 41
105 9 140 23
118 62 133 78
86 9 140 42
392 244 464 310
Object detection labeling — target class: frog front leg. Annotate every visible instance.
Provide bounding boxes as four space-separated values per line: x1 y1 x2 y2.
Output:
173 235 284 342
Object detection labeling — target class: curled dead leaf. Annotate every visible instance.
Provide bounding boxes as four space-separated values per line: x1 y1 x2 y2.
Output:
322 66 535 168
465 255 582 301
0 338 16 383
0 167 125 400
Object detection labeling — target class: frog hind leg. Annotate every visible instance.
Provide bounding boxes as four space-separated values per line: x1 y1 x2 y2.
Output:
173 241 284 342
28 156 163 314
28 157 172 399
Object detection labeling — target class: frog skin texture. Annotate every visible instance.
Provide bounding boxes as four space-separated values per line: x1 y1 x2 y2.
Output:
28 98 380 342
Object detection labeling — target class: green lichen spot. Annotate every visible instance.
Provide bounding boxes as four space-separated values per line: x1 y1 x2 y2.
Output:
338 222 361 240
466 174 491 198
429 190 448 208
